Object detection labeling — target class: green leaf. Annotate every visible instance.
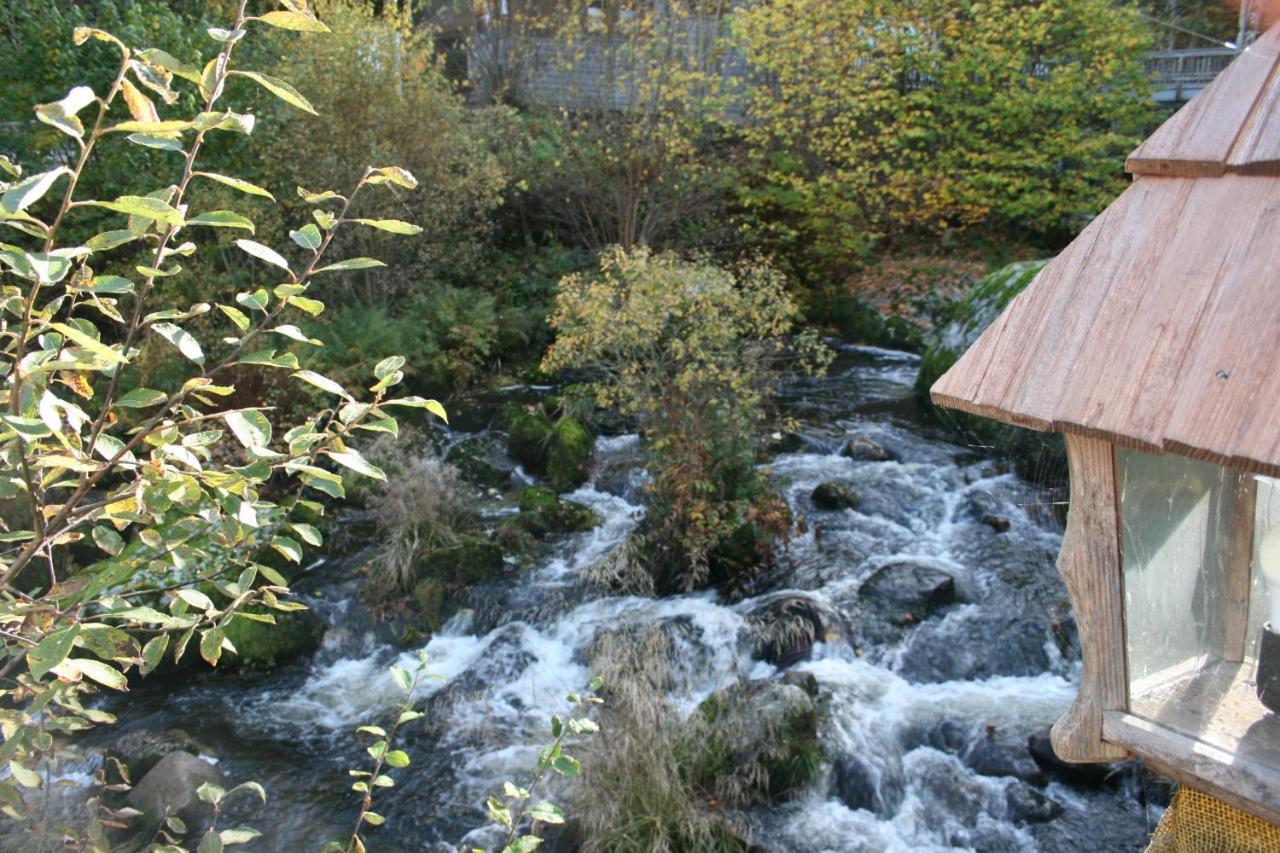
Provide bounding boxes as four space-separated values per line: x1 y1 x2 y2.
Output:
288 223 321 250
85 231 137 252
233 70 317 115
234 239 291 273
176 589 214 611
140 634 169 676
287 295 324 316
219 304 250 331
192 171 274 200
1 414 52 442
396 710 423 725
236 289 270 312
374 356 405 380
356 725 386 737
270 536 302 563
551 755 581 777
65 658 128 690
384 750 410 768
151 322 204 365
327 449 385 481
527 802 565 825
125 133 184 151
390 665 412 692
362 812 386 826
114 388 167 408
383 397 448 424
312 257 385 274
270 324 318 345
47 321 128 365
87 195 184 226
9 760 41 789
199 628 224 666
256 10 330 32
351 218 423 235
297 186 341 204
487 796 513 829
77 624 139 664
197 783 226 805
290 523 323 546
292 370 351 400
505 836 544 853
28 625 82 679
2 167 72 214
366 167 418 189
35 86 96 138
137 48 202 84
188 211 255 233
224 410 272 450
91 526 125 555
219 828 262 846
0 154 19 178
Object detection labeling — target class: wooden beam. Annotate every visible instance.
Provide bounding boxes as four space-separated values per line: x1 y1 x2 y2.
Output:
1051 434 1130 762
1104 710 1280 825
1224 473 1258 662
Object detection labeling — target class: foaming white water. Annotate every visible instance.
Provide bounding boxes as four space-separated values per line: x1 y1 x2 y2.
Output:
537 485 644 584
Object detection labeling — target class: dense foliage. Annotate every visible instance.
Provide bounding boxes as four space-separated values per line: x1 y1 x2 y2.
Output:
543 247 830 593
734 0 1156 272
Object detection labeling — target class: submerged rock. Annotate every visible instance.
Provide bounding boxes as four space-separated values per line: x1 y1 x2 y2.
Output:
811 481 860 511
126 751 224 827
858 561 957 625
841 436 894 462
898 612 1051 683
981 514 1012 533
1005 783 1063 824
965 736 1045 785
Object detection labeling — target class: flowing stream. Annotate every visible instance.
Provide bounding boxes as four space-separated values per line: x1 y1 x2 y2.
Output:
82 345 1161 851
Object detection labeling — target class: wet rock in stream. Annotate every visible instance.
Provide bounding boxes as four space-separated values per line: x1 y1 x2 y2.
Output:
811 481 860 511
858 560 957 624
127 751 224 828
841 436 895 462
898 611 1053 683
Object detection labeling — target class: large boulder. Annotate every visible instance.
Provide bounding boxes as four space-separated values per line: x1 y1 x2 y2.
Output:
108 728 209 782
222 607 325 668
915 260 1066 485
811 482 860 511
858 561 957 625
965 736 1045 785
126 751 224 827
547 418 593 493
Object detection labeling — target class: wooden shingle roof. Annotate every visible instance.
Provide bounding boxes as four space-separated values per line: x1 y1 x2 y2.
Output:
931 27 1280 478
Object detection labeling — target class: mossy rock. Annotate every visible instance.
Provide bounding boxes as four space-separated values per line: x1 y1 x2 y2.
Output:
414 539 507 586
915 260 1049 398
222 607 325 668
547 418 593 493
506 409 553 475
685 678 823 802
514 487 600 539
412 578 447 634
445 434 513 489
915 260 1067 484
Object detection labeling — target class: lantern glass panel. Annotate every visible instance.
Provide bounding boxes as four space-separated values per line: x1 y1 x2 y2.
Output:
1119 449 1238 692
1119 451 1280 766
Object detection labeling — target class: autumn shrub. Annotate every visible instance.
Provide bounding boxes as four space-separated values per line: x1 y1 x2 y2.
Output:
543 247 830 593
734 0 1156 275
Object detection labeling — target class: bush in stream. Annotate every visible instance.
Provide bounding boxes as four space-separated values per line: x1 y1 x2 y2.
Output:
0 2 445 844
543 247 832 593
367 446 476 599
